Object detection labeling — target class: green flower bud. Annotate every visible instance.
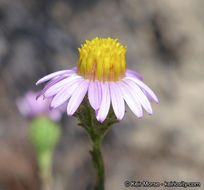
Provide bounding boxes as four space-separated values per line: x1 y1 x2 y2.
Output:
29 116 61 153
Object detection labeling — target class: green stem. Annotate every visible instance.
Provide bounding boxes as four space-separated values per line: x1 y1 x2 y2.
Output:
38 151 53 190
90 137 104 190
74 97 119 190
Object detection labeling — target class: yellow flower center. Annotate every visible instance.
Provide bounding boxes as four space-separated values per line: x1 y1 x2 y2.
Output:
77 37 127 82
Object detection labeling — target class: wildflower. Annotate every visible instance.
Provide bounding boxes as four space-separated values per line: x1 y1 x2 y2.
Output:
16 91 65 121
29 116 61 188
36 37 158 123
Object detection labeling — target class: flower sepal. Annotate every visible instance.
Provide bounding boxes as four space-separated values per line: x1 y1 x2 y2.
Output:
74 96 119 139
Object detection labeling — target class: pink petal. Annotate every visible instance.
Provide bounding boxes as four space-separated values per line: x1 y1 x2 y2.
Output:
67 80 89 116
51 78 82 108
48 110 62 121
123 79 153 115
125 76 159 103
36 75 67 99
119 81 143 118
70 66 77 71
96 82 111 123
141 89 154 102
126 69 143 81
16 97 30 117
88 81 102 111
36 70 73 85
44 74 81 98
110 82 125 120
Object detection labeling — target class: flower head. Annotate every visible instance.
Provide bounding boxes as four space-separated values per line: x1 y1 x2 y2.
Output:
36 37 158 123
16 91 65 121
78 37 126 81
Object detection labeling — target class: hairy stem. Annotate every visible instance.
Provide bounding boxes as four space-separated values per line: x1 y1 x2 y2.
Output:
74 97 118 190
90 136 104 190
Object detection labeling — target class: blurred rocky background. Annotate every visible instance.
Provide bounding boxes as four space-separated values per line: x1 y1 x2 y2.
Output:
0 0 204 189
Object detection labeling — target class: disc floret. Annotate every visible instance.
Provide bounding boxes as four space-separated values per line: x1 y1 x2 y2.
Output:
78 37 127 82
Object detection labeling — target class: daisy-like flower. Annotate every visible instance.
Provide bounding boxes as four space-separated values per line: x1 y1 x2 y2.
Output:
16 91 65 121
36 37 158 123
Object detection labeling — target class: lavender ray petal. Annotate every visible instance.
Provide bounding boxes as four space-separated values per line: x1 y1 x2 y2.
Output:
88 81 102 110
125 76 159 103
51 79 82 108
110 82 125 120
125 69 143 81
123 79 153 115
67 80 89 116
96 81 102 107
96 82 111 123
44 74 81 98
36 75 67 99
36 70 74 85
141 89 154 102
70 66 77 71
119 81 143 118
48 110 62 122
